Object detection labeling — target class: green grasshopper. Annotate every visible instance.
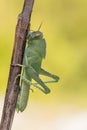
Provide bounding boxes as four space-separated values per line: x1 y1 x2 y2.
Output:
14 28 59 112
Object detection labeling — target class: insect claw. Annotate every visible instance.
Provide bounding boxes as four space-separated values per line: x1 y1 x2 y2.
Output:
11 63 19 66
11 63 22 67
11 64 16 67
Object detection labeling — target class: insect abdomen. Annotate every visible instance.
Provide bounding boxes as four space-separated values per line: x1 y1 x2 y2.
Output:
16 81 30 112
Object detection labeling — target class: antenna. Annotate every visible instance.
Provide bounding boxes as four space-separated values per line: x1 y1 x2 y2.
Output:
38 21 43 31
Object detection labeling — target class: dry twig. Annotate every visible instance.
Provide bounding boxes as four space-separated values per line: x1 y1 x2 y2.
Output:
0 0 34 130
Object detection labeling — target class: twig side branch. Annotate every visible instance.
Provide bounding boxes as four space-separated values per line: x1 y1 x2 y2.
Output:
0 0 34 130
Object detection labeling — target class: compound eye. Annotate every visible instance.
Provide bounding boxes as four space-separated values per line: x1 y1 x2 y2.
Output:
34 32 41 38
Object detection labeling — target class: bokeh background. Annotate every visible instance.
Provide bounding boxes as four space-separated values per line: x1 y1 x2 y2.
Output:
0 0 87 130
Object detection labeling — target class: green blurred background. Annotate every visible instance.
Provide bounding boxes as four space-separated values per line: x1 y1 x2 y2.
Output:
0 0 87 129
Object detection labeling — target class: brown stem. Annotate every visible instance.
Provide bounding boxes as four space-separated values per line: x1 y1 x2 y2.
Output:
0 0 34 130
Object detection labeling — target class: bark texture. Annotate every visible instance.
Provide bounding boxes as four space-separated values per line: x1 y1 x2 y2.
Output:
0 0 34 130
